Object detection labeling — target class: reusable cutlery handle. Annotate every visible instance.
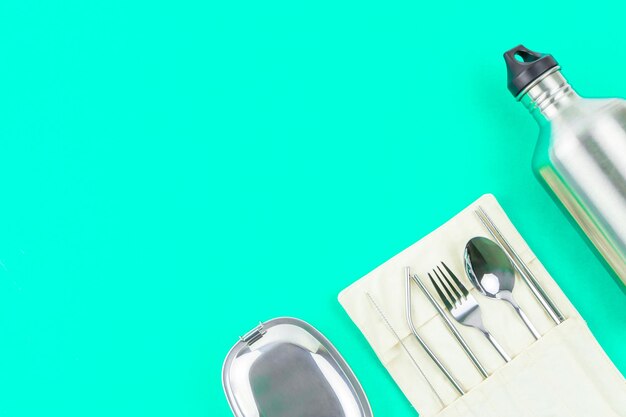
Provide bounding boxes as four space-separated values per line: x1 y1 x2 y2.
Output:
513 304 541 340
482 331 511 363
499 291 541 340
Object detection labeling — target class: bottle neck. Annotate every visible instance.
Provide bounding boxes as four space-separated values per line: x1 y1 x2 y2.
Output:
518 68 580 123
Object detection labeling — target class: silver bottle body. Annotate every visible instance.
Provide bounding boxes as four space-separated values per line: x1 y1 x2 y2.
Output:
521 69 626 285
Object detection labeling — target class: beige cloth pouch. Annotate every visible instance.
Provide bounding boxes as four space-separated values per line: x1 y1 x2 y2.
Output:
338 194 626 417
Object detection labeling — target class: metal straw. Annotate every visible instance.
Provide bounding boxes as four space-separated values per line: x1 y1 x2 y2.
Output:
401 268 465 395
365 292 447 405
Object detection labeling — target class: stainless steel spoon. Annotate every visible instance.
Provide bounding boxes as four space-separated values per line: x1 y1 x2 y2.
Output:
464 237 541 340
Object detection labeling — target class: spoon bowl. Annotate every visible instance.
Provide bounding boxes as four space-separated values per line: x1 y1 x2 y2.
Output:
465 237 516 297
465 237 541 340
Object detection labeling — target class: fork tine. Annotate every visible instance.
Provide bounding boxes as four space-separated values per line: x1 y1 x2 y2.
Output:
428 272 452 310
433 268 458 305
436 265 463 301
441 262 469 297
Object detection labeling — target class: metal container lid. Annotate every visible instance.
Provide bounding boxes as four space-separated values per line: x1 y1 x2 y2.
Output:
222 317 373 417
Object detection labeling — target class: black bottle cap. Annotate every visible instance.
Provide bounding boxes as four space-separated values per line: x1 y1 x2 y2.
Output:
504 45 559 97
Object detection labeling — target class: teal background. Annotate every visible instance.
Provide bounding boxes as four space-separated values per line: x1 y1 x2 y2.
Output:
1 1 625 416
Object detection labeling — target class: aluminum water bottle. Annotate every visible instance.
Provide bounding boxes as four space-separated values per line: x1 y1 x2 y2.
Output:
504 45 626 287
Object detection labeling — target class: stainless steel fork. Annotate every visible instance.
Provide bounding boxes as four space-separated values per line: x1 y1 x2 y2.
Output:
429 262 511 362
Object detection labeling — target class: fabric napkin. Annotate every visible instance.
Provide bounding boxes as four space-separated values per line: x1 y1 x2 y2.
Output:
338 194 626 417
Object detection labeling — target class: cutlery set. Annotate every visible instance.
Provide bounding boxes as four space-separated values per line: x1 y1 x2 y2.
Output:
392 206 565 401
225 196 626 417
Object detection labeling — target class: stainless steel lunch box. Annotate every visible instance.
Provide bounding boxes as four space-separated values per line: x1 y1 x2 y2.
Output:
222 317 373 417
